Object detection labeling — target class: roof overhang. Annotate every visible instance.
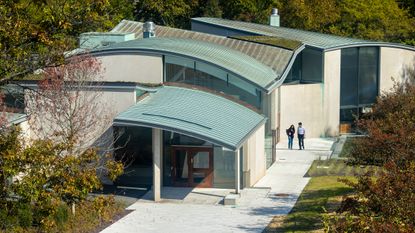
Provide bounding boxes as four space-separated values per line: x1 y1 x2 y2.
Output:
113 86 267 151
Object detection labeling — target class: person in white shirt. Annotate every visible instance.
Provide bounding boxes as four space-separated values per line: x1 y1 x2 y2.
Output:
297 122 305 150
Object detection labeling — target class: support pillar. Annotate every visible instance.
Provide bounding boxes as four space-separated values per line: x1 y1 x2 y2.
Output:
152 128 162 202
235 149 240 194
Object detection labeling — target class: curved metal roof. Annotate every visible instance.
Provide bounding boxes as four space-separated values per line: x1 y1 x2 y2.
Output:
92 37 279 90
113 86 267 150
192 17 415 51
111 20 296 77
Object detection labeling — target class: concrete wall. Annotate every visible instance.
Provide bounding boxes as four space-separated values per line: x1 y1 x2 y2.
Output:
243 124 266 187
98 54 163 84
25 88 135 150
379 47 415 92
323 50 341 136
279 84 324 139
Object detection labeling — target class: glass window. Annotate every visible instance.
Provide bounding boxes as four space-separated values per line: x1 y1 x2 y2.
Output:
284 49 322 84
340 47 379 124
340 48 359 107
213 146 235 188
1 85 25 113
301 48 323 83
358 47 379 105
165 55 262 109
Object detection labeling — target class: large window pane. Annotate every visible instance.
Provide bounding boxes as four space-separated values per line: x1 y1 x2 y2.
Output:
284 53 302 84
358 47 378 105
213 146 235 188
301 48 323 83
165 55 262 109
341 48 359 107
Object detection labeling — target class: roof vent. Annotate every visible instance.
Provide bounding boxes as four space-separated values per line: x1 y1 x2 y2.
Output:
270 8 280 27
143 21 156 38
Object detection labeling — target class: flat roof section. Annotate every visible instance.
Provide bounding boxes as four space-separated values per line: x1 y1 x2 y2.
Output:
113 86 267 150
192 17 415 51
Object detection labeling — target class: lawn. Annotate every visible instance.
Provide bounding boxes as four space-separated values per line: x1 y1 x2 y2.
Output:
264 176 354 233
264 159 378 233
306 159 381 177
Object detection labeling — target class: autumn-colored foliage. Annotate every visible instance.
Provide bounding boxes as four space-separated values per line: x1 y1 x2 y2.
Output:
348 80 415 167
326 65 415 232
325 161 415 233
0 127 123 230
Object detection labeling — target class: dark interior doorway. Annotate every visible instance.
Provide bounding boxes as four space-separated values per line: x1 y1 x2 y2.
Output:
113 126 153 187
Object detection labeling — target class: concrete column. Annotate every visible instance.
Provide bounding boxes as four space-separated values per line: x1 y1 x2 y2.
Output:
235 149 240 194
152 128 162 202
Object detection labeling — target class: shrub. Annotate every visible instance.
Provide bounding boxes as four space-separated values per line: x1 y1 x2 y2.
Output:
325 161 415 232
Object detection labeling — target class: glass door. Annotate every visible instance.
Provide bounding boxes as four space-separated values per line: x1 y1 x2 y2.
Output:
171 146 213 187
190 150 213 188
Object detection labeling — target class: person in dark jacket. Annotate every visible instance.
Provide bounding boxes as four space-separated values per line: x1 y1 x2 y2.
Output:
286 125 295 149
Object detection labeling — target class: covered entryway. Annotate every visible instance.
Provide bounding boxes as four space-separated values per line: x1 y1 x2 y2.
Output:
113 86 267 201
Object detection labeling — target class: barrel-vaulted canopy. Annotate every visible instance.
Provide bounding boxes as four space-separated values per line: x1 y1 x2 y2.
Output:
93 37 279 91
113 86 267 150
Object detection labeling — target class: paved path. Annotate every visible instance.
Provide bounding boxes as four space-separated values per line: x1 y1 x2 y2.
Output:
101 138 333 233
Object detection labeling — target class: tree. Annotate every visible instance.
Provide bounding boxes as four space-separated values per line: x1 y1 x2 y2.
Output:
25 55 113 154
278 0 340 33
325 161 415 232
0 127 123 230
134 0 199 28
347 63 415 166
0 0 134 84
279 0 415 45
325 62 415 232
220 0 278 24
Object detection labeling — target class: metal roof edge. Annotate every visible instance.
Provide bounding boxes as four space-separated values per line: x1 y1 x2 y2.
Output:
113 119 238 150
234 117 268 150
264 44 306 92
324 42 415 52
16 81 138 91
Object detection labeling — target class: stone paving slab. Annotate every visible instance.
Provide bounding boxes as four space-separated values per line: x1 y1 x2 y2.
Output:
100 138 334 233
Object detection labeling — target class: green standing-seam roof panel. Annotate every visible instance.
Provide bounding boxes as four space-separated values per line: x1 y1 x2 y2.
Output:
192 17 404 50
110 20 296 77
94 37 279 90
113 86 267 150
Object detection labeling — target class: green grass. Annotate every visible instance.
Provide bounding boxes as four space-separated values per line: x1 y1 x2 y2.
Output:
306 159 381 177
265 176 355 233
265 159 382 232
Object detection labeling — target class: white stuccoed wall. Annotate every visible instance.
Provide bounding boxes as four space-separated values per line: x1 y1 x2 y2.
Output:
379 47 415 93
243 124 266 187
323 50 341 137
279 83 324 139
98 53 163 83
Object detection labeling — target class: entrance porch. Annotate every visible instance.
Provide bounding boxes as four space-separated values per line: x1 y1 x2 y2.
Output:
113 86 267 201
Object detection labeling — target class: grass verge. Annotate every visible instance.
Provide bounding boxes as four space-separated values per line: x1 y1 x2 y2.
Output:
264 158 380 233
306 159 381 177
264 176 354 233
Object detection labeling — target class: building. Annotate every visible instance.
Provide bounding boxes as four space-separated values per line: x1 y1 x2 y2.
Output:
15 14 415 200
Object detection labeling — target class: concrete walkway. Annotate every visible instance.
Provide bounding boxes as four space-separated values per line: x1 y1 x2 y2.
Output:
101 138 334 233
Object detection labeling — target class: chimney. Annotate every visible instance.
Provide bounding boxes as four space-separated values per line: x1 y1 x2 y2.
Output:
143 21 156 38
269 8 280 27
